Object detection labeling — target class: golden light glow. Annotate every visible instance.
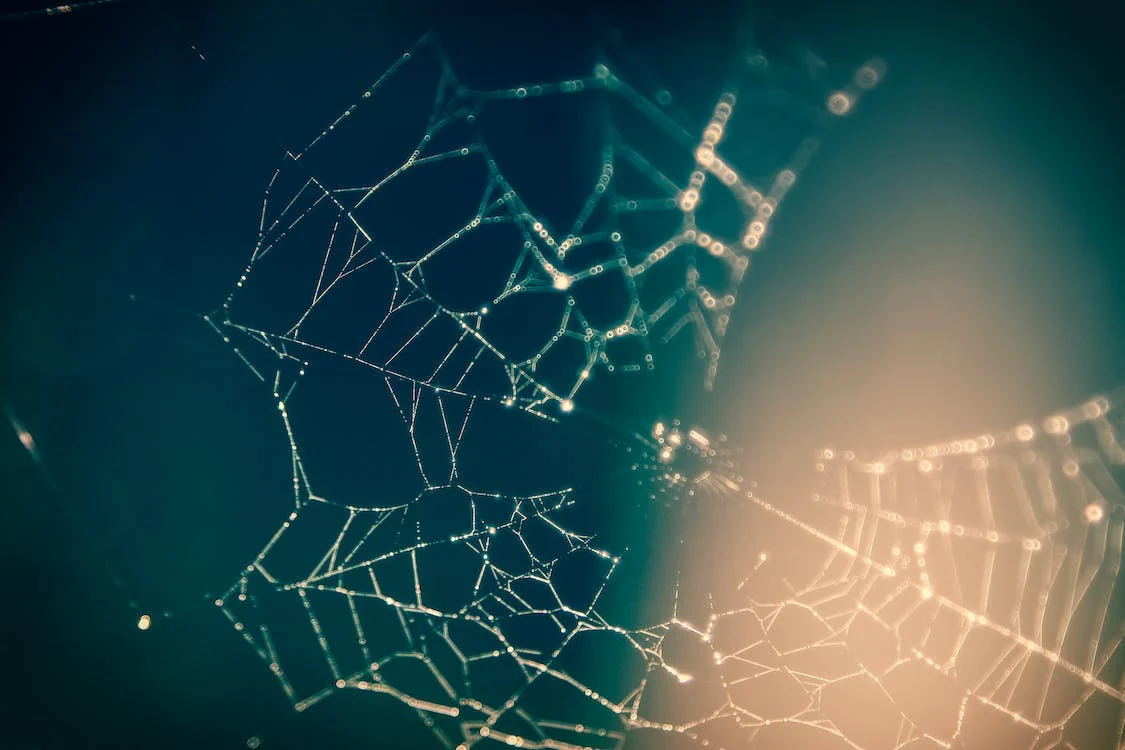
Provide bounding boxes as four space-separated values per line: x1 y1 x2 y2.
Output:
1084 503 1105 524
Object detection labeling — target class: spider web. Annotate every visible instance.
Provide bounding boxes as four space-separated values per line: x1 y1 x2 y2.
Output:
200 27 1125 750
213 30 880 415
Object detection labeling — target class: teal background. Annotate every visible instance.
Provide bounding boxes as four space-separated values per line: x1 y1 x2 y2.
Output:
1 0 1123 747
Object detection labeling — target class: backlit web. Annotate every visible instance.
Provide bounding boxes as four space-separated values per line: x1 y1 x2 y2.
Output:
205 27 1125 750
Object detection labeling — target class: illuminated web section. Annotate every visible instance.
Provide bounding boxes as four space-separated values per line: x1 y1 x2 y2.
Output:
600 391 1125 750
780 394 1125 748
215 32 883 420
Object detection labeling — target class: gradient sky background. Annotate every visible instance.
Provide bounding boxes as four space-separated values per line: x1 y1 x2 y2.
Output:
1 0 1124 748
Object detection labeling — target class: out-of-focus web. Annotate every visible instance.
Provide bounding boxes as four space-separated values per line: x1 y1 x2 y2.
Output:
203 28 1124 750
